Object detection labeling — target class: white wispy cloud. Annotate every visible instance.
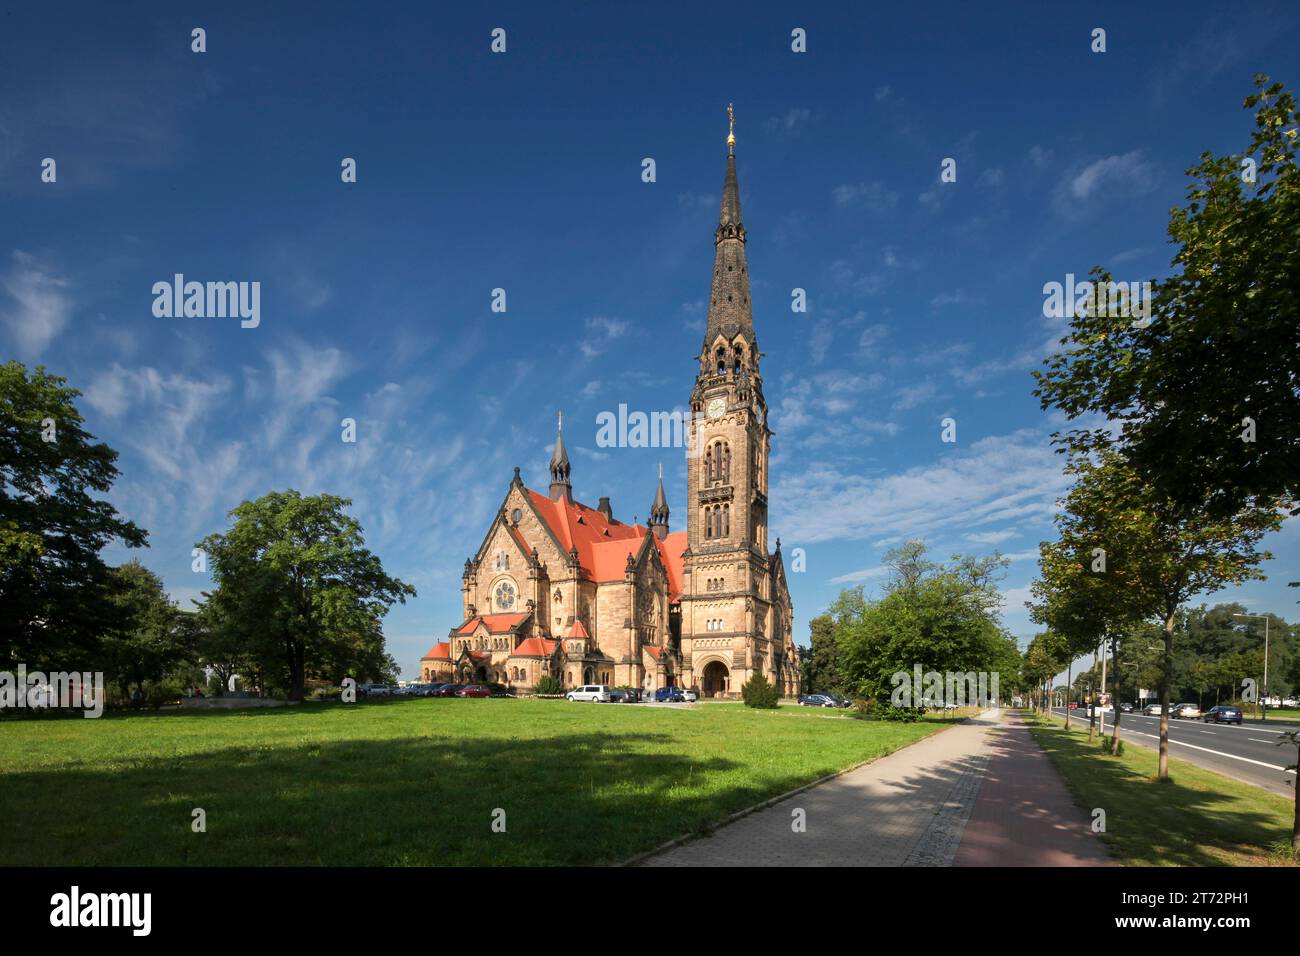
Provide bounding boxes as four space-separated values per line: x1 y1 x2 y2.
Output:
0 250 72 358
772 429 1068 546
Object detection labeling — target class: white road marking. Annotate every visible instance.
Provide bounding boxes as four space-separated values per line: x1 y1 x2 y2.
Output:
1056 710 1296 774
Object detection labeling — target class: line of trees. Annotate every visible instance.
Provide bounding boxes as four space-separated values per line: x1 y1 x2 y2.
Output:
1025 76 1300 847
1 361 411 708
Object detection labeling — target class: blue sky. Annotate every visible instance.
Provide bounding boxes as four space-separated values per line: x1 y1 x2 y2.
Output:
3 1 1298 677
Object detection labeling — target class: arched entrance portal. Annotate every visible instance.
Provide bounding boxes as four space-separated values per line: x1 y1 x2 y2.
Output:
701 661 730 698
583 666 595 685
475 666 488 682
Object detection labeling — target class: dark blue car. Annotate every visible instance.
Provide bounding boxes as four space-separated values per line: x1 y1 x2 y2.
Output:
654 686 685 702
1202 705 1243 725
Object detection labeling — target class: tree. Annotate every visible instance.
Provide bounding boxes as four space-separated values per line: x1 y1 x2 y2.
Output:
197 491 415 701
804 614 842 694
1045 450 1281 778
101 560 192 704
838 543 1016 706
0 362 147 671
1033 76 1299 522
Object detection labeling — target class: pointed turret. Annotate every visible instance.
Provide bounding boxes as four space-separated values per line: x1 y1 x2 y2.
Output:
702 104 758 376
649 463 670 540
549 412 572 502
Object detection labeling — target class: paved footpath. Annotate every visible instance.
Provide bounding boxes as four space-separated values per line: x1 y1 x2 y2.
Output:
952 710 1112 866
641 709 1112 867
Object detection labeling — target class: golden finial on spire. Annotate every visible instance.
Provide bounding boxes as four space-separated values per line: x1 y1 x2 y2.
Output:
727 103 736 154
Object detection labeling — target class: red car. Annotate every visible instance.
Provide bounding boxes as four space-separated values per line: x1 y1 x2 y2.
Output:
456 685 491 698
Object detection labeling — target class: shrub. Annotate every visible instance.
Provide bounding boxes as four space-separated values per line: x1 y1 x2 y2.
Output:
875 702 925 722
741 672 779 709
534 675 565 696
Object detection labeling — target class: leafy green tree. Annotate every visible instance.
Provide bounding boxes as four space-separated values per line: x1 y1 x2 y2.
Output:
1045 450 1281 778
0 362 147 670
804 614 842 694
1033 76 1299 521
197 490 415 700
100 560 192 703
838 543 1015 706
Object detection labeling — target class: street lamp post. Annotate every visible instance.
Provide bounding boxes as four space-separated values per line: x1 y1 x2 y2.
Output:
1232 612 1270 721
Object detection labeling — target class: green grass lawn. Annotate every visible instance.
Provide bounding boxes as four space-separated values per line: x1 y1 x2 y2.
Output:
1023 711 1298 867
1 698 947 866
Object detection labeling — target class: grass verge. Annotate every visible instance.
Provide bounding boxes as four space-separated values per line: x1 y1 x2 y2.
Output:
1022 710 1298 866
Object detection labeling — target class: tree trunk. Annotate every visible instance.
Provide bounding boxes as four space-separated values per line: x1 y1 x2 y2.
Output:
1293 737 1300 851
1110 635 1123 755
1064 661 1072 733
1088 645 1098 742
1158 611 1175 780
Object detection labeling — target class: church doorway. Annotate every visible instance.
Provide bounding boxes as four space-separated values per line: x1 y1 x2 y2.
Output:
701 661 730 698
475 666 487 682
583 666 595 685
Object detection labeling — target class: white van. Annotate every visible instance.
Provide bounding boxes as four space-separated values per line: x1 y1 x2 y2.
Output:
566 685 611 703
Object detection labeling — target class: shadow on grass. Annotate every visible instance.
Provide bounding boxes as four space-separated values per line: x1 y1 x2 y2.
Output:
1026 716 1290 866
2 725 841 867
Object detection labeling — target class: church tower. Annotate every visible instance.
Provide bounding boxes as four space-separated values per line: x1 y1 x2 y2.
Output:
681 106 782 698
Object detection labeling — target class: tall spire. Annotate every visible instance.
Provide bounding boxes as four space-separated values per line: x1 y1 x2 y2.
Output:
548 411 572 502
649 462 669 539
703 104 756 362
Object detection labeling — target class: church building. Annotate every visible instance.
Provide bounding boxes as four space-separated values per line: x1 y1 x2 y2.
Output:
420 114 800 699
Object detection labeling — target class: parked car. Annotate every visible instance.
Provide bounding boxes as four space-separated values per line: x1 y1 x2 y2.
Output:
799 694 831 707
653 686 685 703
567 685 611 703
607 689 628 703
1143 703 1163 716
433 683 464 698
1171 703 1203 719
457 684 491 698
359 683 392 697
1068 701 1081 710
681 689 699 702
1203 705 1243 725
622 688 642 703
1119 702 1134 713
822 693 852 708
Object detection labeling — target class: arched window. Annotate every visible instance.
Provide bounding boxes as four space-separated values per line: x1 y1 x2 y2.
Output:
734 346 743 373
704 508 713 539
704 447 713 484
716 348 725 374
723 445 731 482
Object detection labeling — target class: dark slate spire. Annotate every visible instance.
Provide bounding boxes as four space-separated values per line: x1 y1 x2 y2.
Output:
649 463 669 539
549 411 572 502
702 104 757 368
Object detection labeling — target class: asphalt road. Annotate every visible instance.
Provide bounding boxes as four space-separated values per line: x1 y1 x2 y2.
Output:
1050 707 1299 797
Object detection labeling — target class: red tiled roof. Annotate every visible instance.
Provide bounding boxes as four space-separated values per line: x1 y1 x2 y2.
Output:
421 641 451 660
565 620 591 639
644 645 663 660
520 489 687 602
456 612 529 635
512 637 558 658
655 531 687 603
525 489 643 579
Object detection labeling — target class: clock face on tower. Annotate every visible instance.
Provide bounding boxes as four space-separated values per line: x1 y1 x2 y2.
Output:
706 397 726 419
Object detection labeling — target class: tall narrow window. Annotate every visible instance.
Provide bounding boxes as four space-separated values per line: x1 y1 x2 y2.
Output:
723 503 730 536
723 445 731 482
704 508 712 539
704 447 713 485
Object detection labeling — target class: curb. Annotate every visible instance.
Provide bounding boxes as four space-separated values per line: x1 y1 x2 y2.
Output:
619 710 996 867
